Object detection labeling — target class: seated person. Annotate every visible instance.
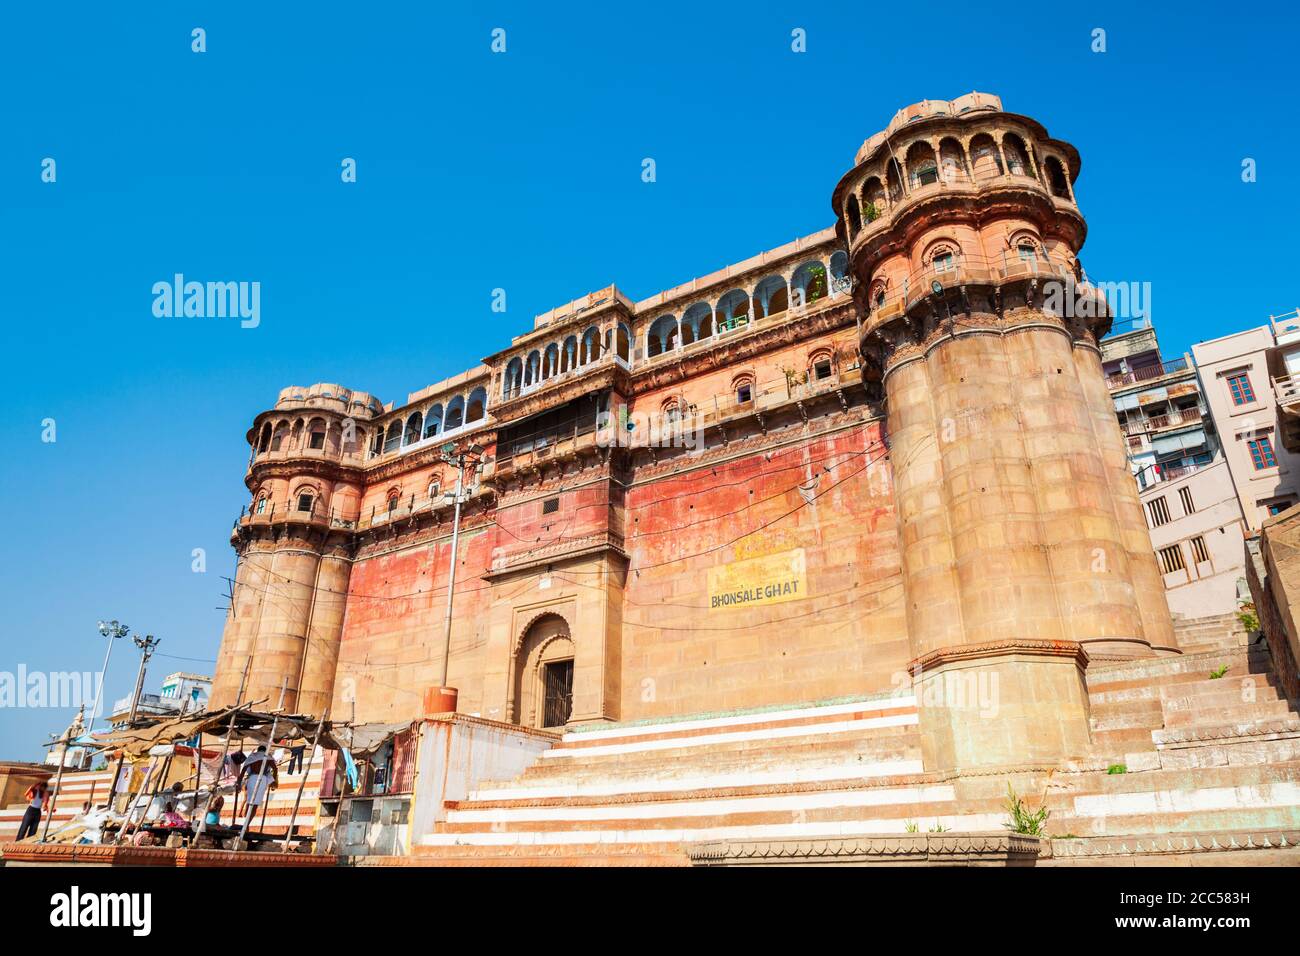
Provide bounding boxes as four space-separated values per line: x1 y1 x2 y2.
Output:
204 794 225 827
160 801 187 828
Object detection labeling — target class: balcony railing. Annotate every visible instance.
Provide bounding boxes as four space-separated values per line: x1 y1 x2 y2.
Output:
865 251 1107 327
1120 406 1204 435
1273 373 1300 410
1106 358 1191 388
500 351 632 403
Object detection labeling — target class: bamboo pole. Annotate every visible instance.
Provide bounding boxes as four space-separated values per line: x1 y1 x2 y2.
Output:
281 709 328 853
240 678 286 846
191 663 252 846
37 731 71 843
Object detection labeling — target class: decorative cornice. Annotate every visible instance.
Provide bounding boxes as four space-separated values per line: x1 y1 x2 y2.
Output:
1047 829 1300 860
687 831 1042 866
909 639 1089 676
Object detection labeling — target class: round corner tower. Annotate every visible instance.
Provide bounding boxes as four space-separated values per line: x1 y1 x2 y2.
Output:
209 383 381 716
833 94 1177 771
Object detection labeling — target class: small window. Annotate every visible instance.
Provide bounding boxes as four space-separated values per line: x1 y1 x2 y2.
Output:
1190 536 1210 564
428 481 440 501
1017 244 1037 262
875 290 886 307
255 497 268 515
297 493 314 513
1267 499 1295 516
1227 373 1256 405
1147 496 1171 528
309 431 325 450
542 497 560 515
813 359 832 381
387 497 398 513
1248 436 1277 470
915 164 939 187
1178 486 1195 515
933 252 956 274
1157 544 1186 575
736 383 753 404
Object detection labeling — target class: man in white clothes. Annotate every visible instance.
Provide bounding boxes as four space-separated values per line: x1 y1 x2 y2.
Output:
235 745 279 842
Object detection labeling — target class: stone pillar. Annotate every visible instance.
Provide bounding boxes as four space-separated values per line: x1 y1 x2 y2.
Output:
1072 342 1178 656
296 547 352 716
889 317 1097 770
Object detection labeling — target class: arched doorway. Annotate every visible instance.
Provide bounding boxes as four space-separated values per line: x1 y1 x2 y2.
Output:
512 613 575 728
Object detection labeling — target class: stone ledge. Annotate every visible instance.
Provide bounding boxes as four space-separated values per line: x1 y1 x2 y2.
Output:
0 842 338 867
1046 829 1300 860
687 831 1042 866
909 639 1088 676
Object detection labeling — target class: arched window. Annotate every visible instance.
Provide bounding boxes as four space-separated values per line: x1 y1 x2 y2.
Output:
925 240 962 275
969 133 1003 179
716 289 749 330
257 423 272 453
370 428 384 457
683 302 713 342
503 358 523 398
543 343 560 379
424 404 443 439
1044 156 1071 199
753 275 789 319
404 411 423 446
466 387 487 423
829 251 849 292
906 141 939 188
383 422 402 454
869 278 888 310
255 494 268 515
791 261 828 307
845 194 861 236
308 418 327 450
525 351 541 386
647 315 679 357
615 324 631 362
270 422 288 452
445 395 465 431
428 478 441 502
810 355 833 381
1002 133 1032 177
732 373 755 405
580 326 601 364
295 489 315 513
886 158 905 202
862 178 886 221
561 336 578 373
939 138 968 184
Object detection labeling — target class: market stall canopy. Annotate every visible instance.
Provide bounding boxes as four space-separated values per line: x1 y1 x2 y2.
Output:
83 707 343 760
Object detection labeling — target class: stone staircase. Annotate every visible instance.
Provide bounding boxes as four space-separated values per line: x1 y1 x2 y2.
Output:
1043 643 1300 840
1171 612 1250 655
393 643 1300 866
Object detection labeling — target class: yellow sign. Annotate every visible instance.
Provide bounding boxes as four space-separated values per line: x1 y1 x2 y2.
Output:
708 548 808 611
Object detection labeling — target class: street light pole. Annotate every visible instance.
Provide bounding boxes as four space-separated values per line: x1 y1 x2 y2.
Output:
434 443 482 707
89 620 129 739
103 634 160 823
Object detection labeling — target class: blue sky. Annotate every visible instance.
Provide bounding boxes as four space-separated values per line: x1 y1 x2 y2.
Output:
1 2 1297 759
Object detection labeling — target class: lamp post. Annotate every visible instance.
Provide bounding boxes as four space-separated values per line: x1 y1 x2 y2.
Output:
102 633 160 827
431 442 482 712
89 620 129 739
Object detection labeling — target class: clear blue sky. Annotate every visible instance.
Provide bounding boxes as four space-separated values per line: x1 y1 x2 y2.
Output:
2 2 1297 759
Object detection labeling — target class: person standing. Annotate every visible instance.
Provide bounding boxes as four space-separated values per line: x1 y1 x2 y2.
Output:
16 781 49 840
236 745 278 841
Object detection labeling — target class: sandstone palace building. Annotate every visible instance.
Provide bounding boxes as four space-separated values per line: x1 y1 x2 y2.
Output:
212 93 1182 778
